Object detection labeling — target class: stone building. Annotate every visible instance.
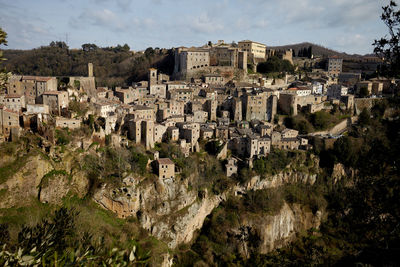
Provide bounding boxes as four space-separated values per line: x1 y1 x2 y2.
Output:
168 88 194 104
141 120 154 150
41 91 69 115
327 84 348 100
148 68 167 98
130 105 155 121
0 106 20 137
209 45 247 70
205 99 218 121
225 157 238 177
55 117 81 129
173 47 210 79
7 75 57 104
167 126 179 141
193 110 208 123
327 56 343 77
156 158 175 179
0 94 26 112
26 104 49 115
246 136 271 158
94 99 119 117
243 92 267 121
238 40 266 63
355 81 373 96
154 123 167 143
114 87 137 104
203 74 225 85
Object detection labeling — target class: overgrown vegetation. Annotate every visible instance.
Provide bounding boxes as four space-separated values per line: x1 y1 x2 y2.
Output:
174 181 327 265
0 206 151 266
284 108 351 133
257 56 294 75
3 42 174 87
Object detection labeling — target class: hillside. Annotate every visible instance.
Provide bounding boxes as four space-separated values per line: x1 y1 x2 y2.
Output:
1 45 175 87
269 42 365 59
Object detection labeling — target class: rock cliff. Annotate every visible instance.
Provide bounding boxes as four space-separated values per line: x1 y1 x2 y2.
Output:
238 202 322 255
94 164 320 250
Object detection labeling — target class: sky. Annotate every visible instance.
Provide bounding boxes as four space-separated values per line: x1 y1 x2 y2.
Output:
0 0 389 55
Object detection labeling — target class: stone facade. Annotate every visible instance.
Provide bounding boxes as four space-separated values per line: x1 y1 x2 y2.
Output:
156 158 175 179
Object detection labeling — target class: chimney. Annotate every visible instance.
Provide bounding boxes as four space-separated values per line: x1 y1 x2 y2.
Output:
88 63 93 77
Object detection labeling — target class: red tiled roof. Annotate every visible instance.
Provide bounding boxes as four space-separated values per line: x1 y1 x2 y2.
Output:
42 91 65 95
22 76 52 82
4 94 23 98
0 106 20 114
157 158 174 165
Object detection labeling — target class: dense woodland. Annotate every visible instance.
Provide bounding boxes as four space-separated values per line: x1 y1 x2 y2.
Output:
2 42 175 87
173 97 400 266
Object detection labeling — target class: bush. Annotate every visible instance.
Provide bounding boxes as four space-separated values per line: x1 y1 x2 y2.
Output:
257 56 294 74
253 150 292 176
55 129 71 145
284 115 314 134
310 111 332 130
244 189 284 214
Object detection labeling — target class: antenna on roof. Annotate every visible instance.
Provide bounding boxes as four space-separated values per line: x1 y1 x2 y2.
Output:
66 33 69 46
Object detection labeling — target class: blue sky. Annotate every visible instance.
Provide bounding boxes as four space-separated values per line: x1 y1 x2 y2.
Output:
0 0 389 54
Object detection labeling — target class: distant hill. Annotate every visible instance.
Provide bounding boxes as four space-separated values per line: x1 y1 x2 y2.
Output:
1 46 174 87
268 42 365 59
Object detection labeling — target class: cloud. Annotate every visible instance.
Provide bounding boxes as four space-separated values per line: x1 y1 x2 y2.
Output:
0 4 57 49
92 0 132 10
0 0 387 54
187 13 224 34
70 8 126 31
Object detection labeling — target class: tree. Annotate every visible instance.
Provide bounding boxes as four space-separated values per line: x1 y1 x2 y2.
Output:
49 41 68 49
358 108 371 126
373 1 400 77
359 86 370 98
0 27 10 92
82 43 98 52
122 43 130 52
257 56 294 74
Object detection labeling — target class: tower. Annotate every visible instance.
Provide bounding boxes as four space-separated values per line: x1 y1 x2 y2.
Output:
88 63 93 77
148 68 157 87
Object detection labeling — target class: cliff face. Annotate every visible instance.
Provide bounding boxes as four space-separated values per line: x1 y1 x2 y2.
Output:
93 175 226 248
239 202 322 254
94 166 320 250
0 151 88 208
0 154 53 208
0 148 323 255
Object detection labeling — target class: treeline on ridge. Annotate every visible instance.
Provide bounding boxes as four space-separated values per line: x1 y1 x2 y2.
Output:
2 41 175 87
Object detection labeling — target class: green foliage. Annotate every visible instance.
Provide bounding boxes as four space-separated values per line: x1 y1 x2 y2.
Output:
310 111 333 130
205 140 224 155
358 86 370 97
253 150 293 176
39 169 69 188
373 1 400 77
3 44 173 86
284 115 314 134
55 128 71 145
69 100 88 117
257 56 294 74
0 153 31 184
244 189 284 214
0 207 151 266
0 27 9 92
176 181 327 266
130 149 149 176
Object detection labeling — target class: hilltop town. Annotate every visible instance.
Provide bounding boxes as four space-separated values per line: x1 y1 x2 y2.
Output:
0 38 399 266
0 39 393 177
